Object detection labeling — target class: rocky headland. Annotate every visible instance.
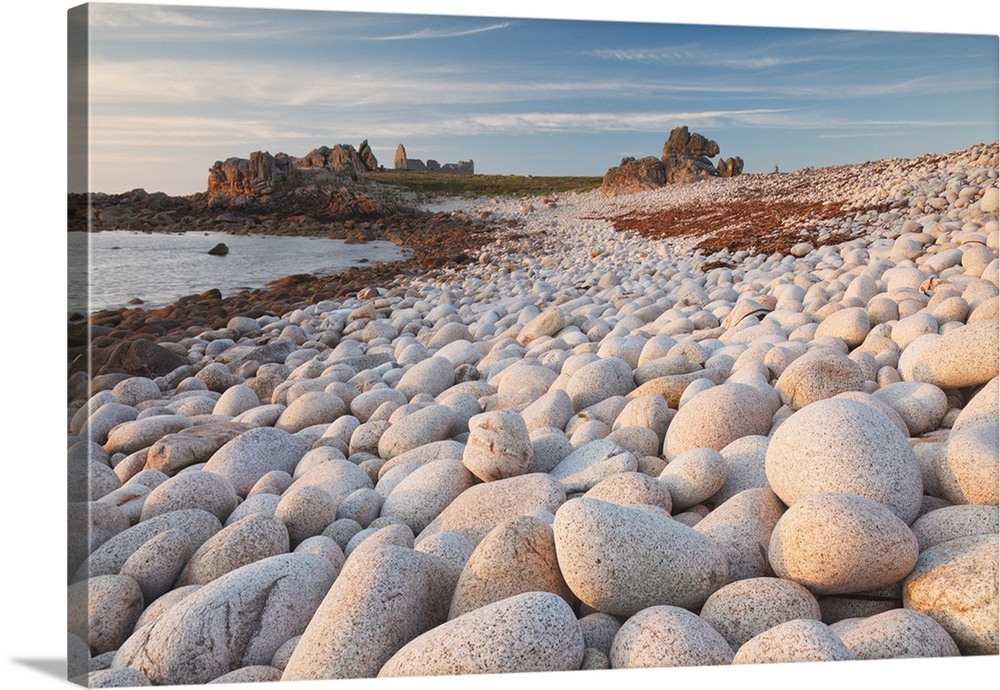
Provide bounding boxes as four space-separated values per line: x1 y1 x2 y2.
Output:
69 143 420 240
69 140 999 686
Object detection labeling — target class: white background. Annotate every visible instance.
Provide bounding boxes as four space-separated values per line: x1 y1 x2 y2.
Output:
1 1 997 689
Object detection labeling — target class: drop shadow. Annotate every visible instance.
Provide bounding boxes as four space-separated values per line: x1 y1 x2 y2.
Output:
9 657 66 680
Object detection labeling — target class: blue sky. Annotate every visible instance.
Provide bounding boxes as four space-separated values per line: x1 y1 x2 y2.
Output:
74 1 999 195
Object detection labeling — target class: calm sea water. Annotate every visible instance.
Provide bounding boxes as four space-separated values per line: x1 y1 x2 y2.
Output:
67 230 408 314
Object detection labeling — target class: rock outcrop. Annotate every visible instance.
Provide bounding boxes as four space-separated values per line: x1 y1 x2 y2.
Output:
206 140 382 208
69 141 417 236
599 157 666 196
358 139 378 172
601 126 744 196
394 144 474 174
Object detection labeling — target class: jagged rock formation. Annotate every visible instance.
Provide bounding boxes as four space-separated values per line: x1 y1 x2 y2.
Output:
394 144 474 174
601 126 743 196
69 141 416 234
206 141 382 206
359 140 378 172
199 141 416 219
661 126 723 184
717 157 745 178
599 157 666 195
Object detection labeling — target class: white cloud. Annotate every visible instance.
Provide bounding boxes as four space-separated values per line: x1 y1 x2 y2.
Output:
87 56 770 110
89 115 318 151
591 45 816 69
88 4 212 29
367 22 513 40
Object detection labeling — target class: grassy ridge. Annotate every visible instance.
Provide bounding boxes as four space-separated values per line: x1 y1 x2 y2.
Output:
363 170 603 198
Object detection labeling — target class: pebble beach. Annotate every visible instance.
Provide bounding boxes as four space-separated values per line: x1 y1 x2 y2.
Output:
67 142 999 686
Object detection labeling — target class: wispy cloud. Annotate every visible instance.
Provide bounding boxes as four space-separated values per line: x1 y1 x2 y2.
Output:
591 45 816 69
88 108 797 155
367 22 513 41
91 109 982 150
87 57 770 109
88 4 211 29
439 109 793 134
89 115 316 151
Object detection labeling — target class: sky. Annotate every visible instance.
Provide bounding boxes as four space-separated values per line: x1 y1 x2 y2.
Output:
72 0 1000 196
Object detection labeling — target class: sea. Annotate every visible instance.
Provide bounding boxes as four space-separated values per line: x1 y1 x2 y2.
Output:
67 230 408 315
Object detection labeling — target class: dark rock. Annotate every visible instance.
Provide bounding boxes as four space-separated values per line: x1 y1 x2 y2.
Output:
208 243 229 255
600 157 666 196
92 339 188 378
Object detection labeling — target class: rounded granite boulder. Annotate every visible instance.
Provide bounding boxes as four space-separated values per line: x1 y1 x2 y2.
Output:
68 574 144 655
138 470 240 524
699 577 822 651
899 321 999 389
415 472 567 547
549 438 638 493
378 404 456 460
732 618 855 664
659 447 727 511
274 391 347 433
379 458 477 535
765 397 923 524
583 471 673 513
775 347 865 411
903 533 998 655
73 508 222 583
114 553 336 686
462 408 533 482
565 357 636 412
203 426 306 498
694 488 786 582
578 612 622 657
176 512 290 586
663 383 774 460
870 381 948 436
281 541 460 681
768 492 919 596
274 484 336 547
119 528 193 602
814 306 871 348
936 419 999 505
448 514 572 619
395 356 456 399
378 591 584 677
830 608 960 659
553 497 728 617
909 504 1000 551
610 605 735 668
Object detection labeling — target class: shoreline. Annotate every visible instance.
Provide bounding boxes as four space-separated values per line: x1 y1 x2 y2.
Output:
68 207 508 374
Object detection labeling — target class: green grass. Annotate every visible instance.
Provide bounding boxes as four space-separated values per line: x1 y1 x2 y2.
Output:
363 170 604 198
